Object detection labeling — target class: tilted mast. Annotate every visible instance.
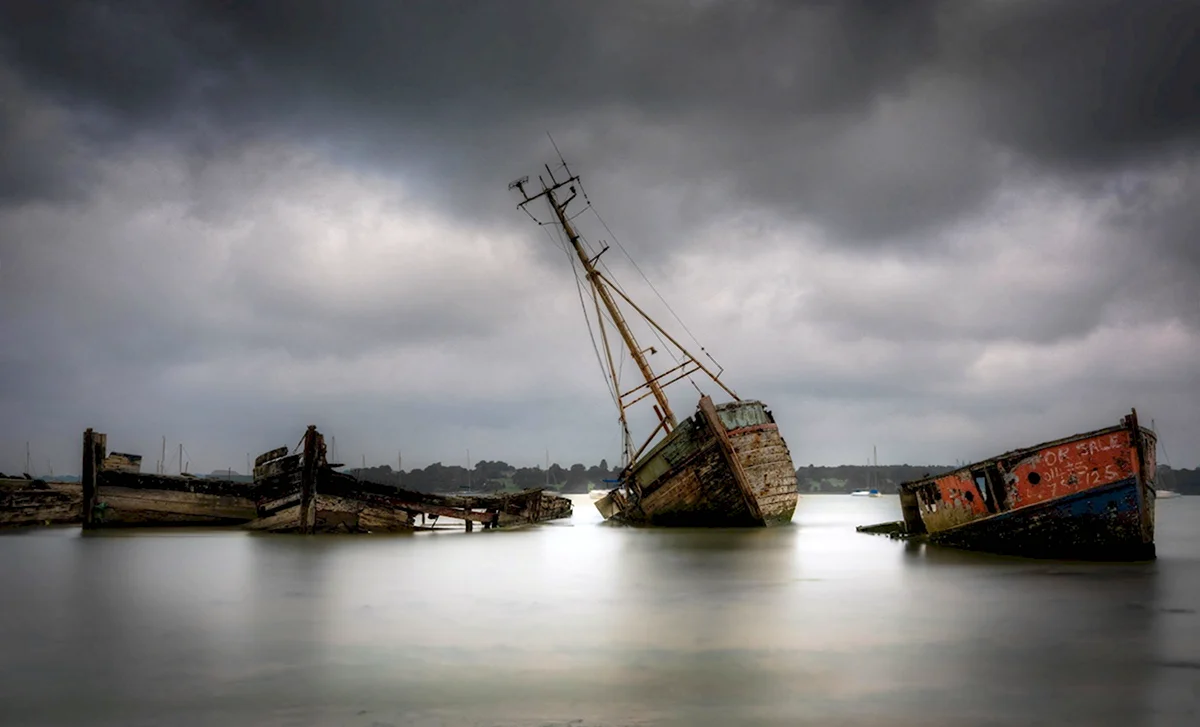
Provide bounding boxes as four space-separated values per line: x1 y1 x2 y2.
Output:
510 154 738 463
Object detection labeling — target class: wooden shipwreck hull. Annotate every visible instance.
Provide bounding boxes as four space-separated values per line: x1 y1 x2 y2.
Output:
80 429 258 528
862 410 1157 560
1 477 82 527
248 426 573 534
596 397 798 527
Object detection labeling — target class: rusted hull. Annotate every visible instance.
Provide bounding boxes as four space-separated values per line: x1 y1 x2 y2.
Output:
886 409 1156 560
249 426 573 534
0 479 82 527
930 477 1154 560
597 397 798 527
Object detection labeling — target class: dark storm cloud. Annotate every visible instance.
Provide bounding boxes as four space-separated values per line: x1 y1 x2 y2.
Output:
2 1 1196 241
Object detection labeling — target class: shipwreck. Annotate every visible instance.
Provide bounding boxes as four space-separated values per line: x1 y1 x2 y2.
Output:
509 154 798 526
80 429 258 528
858 410 1158 560
248 426 572 533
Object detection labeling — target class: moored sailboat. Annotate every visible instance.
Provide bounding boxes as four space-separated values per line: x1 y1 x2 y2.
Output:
509 152 798 527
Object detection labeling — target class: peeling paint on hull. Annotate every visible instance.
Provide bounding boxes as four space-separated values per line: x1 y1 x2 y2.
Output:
597 397 798 527
863 409 1157 560
930 477 1155 560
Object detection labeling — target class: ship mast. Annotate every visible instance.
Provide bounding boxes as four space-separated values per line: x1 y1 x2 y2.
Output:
510 153 738 463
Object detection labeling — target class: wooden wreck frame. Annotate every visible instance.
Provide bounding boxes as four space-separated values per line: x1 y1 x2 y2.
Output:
248 426 572 534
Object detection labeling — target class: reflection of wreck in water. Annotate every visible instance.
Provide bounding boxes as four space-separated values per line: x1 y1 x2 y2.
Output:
510 152 797 527
859 410 1157 560
248 426 572 534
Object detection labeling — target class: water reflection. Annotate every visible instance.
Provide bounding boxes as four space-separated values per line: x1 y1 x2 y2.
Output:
0 495 1195 726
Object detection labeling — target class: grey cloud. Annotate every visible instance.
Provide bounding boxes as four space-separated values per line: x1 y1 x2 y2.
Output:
2 1 1199 473
3 2 1196 240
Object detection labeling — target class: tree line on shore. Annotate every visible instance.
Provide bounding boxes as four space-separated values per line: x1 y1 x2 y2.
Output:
13 462 1200 496
339 461 1200 496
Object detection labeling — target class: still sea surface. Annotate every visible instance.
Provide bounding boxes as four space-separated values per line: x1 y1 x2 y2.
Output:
1 494 1197 727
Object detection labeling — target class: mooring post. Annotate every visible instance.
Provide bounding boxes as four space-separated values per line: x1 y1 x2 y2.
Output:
298 425 319 535
81 428 106 529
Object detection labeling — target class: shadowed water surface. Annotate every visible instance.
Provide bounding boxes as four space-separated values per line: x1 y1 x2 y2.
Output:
1 495 1197 726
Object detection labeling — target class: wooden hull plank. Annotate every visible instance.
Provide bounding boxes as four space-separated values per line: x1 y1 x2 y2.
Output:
599 398 798 527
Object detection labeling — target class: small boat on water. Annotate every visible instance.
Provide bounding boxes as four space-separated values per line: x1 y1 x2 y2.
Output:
510 154 798 527
1157 490 1181 500
850 489 881 497
859 409 1157 560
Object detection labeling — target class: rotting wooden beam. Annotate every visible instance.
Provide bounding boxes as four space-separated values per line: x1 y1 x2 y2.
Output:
81 428 106 529
298 426 318 535
698 396 764 524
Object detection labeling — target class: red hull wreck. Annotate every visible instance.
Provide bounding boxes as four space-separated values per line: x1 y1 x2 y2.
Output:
860 410 1157 560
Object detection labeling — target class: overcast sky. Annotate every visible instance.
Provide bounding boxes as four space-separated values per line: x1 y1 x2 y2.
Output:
2 0 1198 477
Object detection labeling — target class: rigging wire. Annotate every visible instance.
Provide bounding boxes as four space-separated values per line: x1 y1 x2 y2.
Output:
588 202 726 375
543 224 622 413
524 155 730 459
565 172 715 394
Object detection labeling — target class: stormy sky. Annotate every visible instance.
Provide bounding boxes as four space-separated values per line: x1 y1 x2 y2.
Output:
1 0 1198 477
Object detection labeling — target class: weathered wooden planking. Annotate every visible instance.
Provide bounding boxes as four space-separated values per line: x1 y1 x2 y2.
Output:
255 447 290 468
700 395 764 523
601 397 797 527
247 425 573 534
1 479 82 527
91 486 257 525
254 453 303 482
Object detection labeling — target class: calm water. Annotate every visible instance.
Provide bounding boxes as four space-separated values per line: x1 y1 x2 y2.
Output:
1 495 1197 727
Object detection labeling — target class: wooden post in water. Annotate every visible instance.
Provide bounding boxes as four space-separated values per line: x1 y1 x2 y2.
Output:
81 428 106 528
298 425 319 535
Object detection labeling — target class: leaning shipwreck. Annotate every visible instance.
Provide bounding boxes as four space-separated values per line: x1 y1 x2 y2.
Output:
860 410 1157 560
510 155 798 526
